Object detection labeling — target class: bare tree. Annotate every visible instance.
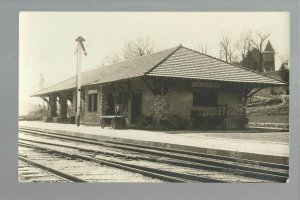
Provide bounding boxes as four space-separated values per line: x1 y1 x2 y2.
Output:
250 32 271 73
198 42 208 54
123 37 156 59
219 34 236 63
99 37 157 67
236 31 253 66
38 73 46 90
104 52 122 65
38 73 47 112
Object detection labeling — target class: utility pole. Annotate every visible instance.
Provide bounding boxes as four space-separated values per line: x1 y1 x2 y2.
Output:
75 36 87 126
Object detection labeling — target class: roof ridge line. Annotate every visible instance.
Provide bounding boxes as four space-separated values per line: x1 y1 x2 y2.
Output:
145 45 182 75
180 46 286 85
98 46 182 69
31 66 102 97
32 46 181 96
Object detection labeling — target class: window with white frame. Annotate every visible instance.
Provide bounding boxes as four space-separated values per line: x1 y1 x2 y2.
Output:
87 90 98 112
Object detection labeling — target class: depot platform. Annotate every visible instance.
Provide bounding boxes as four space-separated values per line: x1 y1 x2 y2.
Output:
19 121 289 165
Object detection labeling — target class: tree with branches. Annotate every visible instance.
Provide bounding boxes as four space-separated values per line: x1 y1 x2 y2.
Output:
219 34 237 63
123 37 157 59
250 32 271 73
100 37 158 67
104 52 122 65
198 42 208 54
38 73 45 91
38 73 47 113
236 31 253 67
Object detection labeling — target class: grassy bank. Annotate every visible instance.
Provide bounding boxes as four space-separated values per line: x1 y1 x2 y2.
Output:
246 95 289 124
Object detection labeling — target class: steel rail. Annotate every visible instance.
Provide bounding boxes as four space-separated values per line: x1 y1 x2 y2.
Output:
19 142 226 183
18 128 289 178
18 137 288 183
106 140 289 170
18 155 87 182
18 127 289 170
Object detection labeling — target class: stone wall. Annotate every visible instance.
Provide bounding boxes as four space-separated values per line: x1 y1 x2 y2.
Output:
168 79 244 128
153 93 170 123
49 94 57 118
98 85 107 116
59 94 67 121
81 86 99 125
78 79 157 126
71 90 77 116
130 78 156 116
77 78 246 129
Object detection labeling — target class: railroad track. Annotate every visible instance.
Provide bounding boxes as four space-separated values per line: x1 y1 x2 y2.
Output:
19 142 224 183
19 144 161 183
18 159 72 183
18 127 289 183
18 156 86 182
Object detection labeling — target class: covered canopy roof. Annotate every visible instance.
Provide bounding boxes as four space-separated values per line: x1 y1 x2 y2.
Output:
32 45 285 97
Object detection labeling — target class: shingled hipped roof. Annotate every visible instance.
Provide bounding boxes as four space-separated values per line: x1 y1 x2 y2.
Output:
147 46 283 84
32 45 285 97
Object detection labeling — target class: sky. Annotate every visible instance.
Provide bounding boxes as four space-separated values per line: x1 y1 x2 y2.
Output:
19 12 290 109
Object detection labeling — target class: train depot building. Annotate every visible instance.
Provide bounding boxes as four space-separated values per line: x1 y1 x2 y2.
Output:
32 45 285 130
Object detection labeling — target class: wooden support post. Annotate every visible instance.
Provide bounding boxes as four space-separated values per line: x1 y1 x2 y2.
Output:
127 80 131 125
40 96 49 104
60 92 72 102
59 94 68 121
75 36 87 126
56 96 60 104
49 94 57 118
118 82 127 93
241 83 247 118
128 80 131 99
40 96 49 117
246 86 264 99
141 77 156 95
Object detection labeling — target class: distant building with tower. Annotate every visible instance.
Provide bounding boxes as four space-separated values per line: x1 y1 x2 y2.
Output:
242 41 275 72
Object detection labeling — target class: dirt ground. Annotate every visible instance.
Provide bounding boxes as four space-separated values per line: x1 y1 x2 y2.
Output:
246 95 289 124
248 115 289 123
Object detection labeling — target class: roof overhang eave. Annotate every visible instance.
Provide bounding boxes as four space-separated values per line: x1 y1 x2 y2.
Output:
30 87 76 97
145 74 286 86
86 76 143 87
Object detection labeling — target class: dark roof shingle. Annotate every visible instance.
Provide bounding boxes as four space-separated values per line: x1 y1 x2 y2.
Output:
147 46 284 85
32 46 178 96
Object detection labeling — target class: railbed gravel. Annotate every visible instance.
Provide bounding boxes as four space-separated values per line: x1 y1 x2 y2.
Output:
19 146 162 183
19 131 284 183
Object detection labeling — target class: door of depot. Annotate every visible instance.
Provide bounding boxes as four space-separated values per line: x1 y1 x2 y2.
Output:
131 91 142 124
